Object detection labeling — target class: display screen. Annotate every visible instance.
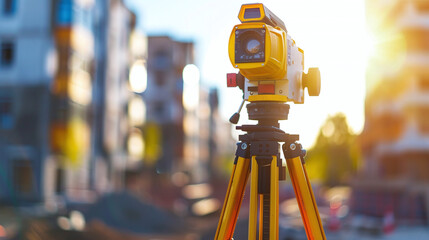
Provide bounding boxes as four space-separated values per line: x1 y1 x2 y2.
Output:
243 8 261 19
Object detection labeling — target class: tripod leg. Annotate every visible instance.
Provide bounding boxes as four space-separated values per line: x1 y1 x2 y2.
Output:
248 157 258 239
285 154 326 240
215 156 251 240
248 156 279 240
269 157 279 240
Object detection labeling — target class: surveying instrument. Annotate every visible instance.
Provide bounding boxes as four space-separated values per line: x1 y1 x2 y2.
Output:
215 4 326 240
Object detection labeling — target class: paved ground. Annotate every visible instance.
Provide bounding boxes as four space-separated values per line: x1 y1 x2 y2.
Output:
327 227 429 240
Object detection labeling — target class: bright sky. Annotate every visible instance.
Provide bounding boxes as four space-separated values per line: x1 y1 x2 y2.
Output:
125 0 368 148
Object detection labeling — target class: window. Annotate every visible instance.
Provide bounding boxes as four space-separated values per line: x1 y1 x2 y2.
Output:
13 160 34 194
55 168 64 193
404 29 429 52
418 76 429 91
56 0 72 26
155 71 166 86
414 1 429 13
3 0 16 15
0 97 13 130
1 41 14 66
417 107 429 134
153 101 165 119
153 51 171 70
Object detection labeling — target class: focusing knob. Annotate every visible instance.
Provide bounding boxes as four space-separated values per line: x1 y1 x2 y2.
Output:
303 67 321 96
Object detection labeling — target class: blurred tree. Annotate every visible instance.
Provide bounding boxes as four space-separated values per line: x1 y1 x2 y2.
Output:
305 113 361 186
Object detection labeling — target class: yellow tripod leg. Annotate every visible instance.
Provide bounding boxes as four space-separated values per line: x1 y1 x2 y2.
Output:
215 156 251 240
286 156 326 240
269 157 279 240
248 156 258 240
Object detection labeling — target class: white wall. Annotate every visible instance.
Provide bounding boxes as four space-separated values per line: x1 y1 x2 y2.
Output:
0 0 54 85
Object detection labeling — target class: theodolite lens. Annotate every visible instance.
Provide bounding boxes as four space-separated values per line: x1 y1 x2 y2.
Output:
235 28 265 63
246 39 261 54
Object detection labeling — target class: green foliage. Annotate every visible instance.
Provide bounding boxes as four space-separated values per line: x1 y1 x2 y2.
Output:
305 113 361 186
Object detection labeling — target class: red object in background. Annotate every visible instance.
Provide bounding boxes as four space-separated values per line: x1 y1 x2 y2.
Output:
328 204 341 232
382 207 395 235
227 73 237 87
0 225 5 238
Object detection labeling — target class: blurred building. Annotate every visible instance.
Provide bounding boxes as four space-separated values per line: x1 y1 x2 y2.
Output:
50 0 100 202
354 0 429 224
100 0 142 190
145 36 234 183
0 0 54 203
145 36 192 175
0 0 142 205
207 88 236 179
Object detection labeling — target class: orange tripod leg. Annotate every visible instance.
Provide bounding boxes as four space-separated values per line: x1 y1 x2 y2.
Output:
215 156 251 240
286 156 326 240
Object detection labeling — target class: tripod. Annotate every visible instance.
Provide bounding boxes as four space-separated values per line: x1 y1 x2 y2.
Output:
215 102 326 240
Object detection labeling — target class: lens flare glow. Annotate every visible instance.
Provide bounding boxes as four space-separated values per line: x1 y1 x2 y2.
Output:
129 60 148 93
127 129 145 160
128 96 146 126
182 64 200 110
183 64 200 85
69 70 92 105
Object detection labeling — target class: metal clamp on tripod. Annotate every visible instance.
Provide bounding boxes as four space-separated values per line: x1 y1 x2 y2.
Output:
215 3 325 240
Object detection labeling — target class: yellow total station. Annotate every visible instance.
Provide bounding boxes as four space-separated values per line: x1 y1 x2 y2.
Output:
228 3 321 104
